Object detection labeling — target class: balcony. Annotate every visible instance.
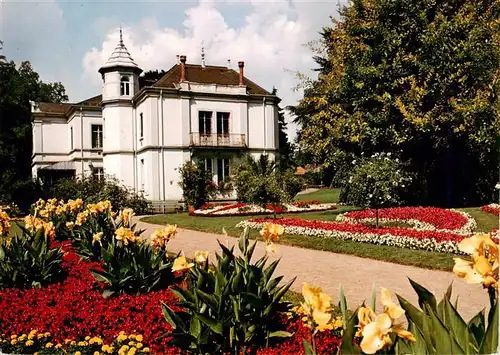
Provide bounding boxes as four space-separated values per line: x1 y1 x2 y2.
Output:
189 133 247 148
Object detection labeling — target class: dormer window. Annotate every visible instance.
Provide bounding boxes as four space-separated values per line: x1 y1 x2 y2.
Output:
120 76 130 96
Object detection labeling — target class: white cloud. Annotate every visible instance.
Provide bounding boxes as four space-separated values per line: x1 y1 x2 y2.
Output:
83 0 339 140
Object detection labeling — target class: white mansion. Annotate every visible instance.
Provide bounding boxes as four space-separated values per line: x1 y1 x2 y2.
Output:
31 32 281 203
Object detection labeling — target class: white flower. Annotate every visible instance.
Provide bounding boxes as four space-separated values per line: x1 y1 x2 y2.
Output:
386 195 391 200
352 160 356 165
369 194 373 198
367 175 372 178
387 152 391 156
496 183 500 190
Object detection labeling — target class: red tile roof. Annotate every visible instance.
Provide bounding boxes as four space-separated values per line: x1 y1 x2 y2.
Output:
77 95 102 106
152 64 271 95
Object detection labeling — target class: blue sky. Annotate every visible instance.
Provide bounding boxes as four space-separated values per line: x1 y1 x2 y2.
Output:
1 0 342 140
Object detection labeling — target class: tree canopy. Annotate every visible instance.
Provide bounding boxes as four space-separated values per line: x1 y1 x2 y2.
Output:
293 0 500 206
0 59 68 207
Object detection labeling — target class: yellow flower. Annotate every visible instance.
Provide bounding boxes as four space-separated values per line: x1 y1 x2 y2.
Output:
66 221 75 229
77 341 87 346
10 339 17 345
75 211 89 226
93 232 104 244
128 334 136 340
45 342 53 348
127 347 137 355
151 225 177 249
194 251 208 263
119 208 135 227
106 346 115 354
380 288 405 320
102 345 110 352
115 227 140 245
26 340 34 346
135 335 143 342
11 334 17 339
357 289 415 354
117 334 128 342
94 352 101 355
143 348 150 353
56 343 63 349
85 336 91 341
70 340 76 346
454 233 499 289
128 341 136 346
301 282 332 331
75 352 82 355
172 255 194 272
259 222 284 242
136 342 143 349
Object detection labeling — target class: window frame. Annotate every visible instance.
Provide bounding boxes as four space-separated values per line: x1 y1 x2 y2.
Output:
216 112 230 136
91 124 103 149
139 112 144 139
92 167 104 182
217 158 230 182
198 111 213 135
120 76 130 96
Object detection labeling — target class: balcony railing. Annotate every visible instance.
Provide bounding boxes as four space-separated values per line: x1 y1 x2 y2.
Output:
189 133 247 148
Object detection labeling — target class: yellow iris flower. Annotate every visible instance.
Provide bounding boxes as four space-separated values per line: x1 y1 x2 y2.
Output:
259 223 284 242
357 289 416 354
172 255 194 272
453 233 498 289
194 251 209 263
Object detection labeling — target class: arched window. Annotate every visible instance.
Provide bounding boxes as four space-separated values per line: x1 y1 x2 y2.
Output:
120 76 130 96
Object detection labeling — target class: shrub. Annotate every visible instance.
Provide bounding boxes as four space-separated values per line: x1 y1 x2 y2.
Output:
0 222 64 289
161 228 295 354
232 154 303 212
340 153 414 226
43 177 150 215
91 223 177 298
178 161 218 209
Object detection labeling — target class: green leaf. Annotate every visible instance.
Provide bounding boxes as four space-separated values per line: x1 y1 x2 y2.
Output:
102 289 115 298
268 331 292 338
196 289 219 311
197 314 223 335
369 282 376 312
425 303 465 354
161 302 186 332
409 278 437 311
480 300 499 354
302 338 316 355
189 317 201 339
445 282 453 300
90 270 111 284
340 308 361 355
339 284 347 323
443 297 478 352
468 309 485 346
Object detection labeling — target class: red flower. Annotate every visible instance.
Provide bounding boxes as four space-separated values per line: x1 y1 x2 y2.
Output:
481 204 500 216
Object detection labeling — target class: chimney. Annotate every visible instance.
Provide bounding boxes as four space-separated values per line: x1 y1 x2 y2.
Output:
180 55 187 82
238 61 244 86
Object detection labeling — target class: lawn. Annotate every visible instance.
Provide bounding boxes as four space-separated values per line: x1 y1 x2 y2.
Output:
295 188 341 203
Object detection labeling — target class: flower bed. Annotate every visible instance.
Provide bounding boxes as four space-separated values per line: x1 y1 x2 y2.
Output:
237 218 472 253
192 201 336 216
0 245 341 355
481 203 500 216
0 246 180 354
336 207 476 235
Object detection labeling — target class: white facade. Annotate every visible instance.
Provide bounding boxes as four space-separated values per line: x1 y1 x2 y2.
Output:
32 34 280 203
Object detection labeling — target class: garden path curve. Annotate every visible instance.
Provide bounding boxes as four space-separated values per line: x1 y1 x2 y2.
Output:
134 217 488 321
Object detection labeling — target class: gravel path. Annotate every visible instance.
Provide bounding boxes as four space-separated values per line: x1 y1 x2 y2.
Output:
135 217 488 321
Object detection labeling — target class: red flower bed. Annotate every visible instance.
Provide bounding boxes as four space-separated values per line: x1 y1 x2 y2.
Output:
342 207 469 230
0 248 180 354
0 247 342 354
250 217 466 244
481 204 500 216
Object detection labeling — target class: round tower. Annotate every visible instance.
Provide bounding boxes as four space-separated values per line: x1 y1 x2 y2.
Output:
98 28 142 189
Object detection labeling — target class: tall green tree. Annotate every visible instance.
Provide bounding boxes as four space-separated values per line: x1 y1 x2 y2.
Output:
0 60 68 207
293 0 500 206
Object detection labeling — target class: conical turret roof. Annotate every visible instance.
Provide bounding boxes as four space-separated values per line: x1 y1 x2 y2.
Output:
99 28 142 73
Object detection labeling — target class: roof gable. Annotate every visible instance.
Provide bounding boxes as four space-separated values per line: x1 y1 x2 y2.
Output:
152 64 271 96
